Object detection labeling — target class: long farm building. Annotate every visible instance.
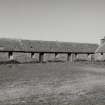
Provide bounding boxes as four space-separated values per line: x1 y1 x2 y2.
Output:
0 38 99 63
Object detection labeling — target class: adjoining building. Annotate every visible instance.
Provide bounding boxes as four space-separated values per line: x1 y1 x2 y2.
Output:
95 37 105 61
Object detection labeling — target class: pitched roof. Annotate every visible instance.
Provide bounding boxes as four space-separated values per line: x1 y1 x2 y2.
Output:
0 38 23 51
95 43 105 53
0 38 98 53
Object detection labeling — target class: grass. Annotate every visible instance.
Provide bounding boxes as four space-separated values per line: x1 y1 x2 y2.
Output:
0 62 105 105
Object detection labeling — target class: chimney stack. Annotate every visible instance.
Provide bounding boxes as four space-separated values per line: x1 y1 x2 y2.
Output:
100 36 105 45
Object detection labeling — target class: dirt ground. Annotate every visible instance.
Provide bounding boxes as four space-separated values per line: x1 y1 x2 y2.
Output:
0 62 105 105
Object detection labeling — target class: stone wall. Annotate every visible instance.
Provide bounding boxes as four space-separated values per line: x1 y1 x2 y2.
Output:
0 52 96 63
94 53 105 61
0 52 9 61
13 53 39 63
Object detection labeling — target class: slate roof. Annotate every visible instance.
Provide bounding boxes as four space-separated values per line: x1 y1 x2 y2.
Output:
0 38 98 53
0 39 23 51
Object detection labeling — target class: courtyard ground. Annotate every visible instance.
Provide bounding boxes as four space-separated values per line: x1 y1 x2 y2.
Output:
0 62 105 105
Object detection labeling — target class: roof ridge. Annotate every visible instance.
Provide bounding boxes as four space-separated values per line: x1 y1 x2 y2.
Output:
0 38 98 45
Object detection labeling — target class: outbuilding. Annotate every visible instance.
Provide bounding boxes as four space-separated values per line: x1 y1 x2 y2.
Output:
95 37 105 61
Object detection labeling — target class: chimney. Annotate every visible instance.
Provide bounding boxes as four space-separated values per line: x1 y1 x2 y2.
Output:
100 36 105 45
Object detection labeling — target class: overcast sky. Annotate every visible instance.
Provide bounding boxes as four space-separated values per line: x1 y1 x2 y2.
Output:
0 0 105 44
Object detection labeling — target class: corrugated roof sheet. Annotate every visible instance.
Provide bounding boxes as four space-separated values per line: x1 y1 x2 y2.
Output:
0 38 98 53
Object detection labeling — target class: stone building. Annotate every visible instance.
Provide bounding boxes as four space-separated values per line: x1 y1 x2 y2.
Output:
0 38 98 63
95 37 105 61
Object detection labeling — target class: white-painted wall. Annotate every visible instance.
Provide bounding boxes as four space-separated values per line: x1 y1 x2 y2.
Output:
94 53 105 61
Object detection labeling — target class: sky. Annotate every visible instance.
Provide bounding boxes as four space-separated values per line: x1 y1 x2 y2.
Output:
0 0 105 44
